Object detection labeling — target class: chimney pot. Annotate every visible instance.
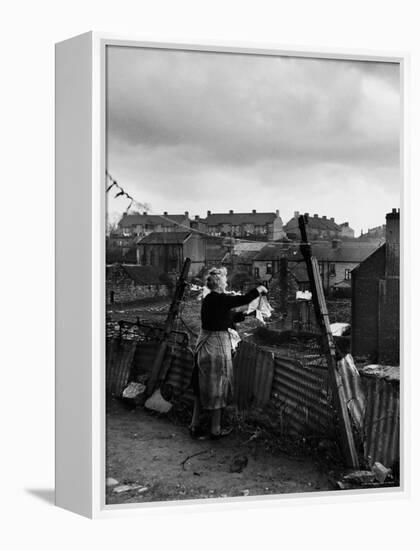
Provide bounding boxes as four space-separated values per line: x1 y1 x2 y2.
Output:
331 217 335 222
252 209 256 214
207 210 211 216
185 211 189 217
314 214 318 218
143 211 147 215
276 209 279 217
195 215 199 220
322 215 327 220
163 211 168 216
229 209 234 214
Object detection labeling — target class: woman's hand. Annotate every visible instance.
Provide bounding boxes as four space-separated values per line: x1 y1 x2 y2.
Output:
257 285 268 295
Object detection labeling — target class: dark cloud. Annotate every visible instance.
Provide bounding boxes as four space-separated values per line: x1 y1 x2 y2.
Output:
106 46 401 233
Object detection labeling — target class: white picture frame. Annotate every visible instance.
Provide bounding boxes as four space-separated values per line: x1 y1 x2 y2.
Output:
55 32 409 519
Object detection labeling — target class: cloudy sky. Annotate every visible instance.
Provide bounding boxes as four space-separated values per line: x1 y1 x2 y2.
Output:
106 46 400 235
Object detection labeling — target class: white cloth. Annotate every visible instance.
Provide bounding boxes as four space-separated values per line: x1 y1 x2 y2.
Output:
228 328 241 351
246 295 273 324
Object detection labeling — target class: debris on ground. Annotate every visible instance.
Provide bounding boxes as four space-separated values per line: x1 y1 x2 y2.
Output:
180 449 211 471
121 381 147 408
106 401 334 504
230 455 249 473
372 462 392 483
336 466 395 490
113 484 147 494
106 477 119 487
144 388 173 414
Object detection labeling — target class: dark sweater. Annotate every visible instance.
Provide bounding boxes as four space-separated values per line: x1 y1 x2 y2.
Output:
201 288 260 331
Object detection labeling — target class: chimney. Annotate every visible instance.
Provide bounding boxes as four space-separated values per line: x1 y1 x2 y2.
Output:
385 208 400 277
252 209 256 214
330 217 335 222
195 215 199 221
304 212 309 217
294 211 300 218
122 212 127 217
163 211 168 216
322 215 327 220
142 211 147 215
275 209 279 217
314 214 318 218
185 211 189 217
229 209 234 214
207 210 211 217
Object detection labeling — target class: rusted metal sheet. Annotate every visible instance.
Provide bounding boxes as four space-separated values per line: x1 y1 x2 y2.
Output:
165 344 195 401
270 355 335 436
361 371 400 470
132 340 161 377
337 355 366 431
233 341 274 410
106 338 137 396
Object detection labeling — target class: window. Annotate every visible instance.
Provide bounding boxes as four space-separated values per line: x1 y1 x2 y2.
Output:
329 263 336 276
344 268 351 280
266 263 272 275
254 267 260 278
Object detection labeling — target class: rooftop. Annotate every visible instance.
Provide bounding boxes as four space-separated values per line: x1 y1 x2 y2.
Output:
137 231 192 245
206 211 278 225
284 213 341 232
286 241 381 263
119 213 188 228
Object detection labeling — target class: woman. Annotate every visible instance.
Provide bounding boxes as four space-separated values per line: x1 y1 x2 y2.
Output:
190 267 267 439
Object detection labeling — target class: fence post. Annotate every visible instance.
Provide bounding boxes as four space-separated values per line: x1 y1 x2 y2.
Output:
298 215 359 469
146 258 191 396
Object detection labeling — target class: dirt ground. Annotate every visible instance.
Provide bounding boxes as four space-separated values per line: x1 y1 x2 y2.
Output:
105 399 337 505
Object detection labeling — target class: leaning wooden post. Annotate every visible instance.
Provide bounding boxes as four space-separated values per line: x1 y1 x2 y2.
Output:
298 215 359 469
146 258 191 396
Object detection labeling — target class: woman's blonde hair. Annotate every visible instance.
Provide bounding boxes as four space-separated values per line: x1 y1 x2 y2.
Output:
205 267 227 292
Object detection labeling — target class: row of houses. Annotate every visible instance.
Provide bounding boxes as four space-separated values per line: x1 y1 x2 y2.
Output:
107 224 383 298
115 209 364 242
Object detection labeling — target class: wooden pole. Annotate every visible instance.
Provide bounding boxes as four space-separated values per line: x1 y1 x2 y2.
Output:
298 215 359 469
146 258 191 396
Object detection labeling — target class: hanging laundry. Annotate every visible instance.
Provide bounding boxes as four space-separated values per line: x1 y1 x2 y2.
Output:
246 295 273 324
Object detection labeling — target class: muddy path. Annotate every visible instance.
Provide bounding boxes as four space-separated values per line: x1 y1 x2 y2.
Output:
106 400 336 505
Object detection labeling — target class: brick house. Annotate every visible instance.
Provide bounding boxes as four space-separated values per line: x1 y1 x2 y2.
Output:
136 231 206 277
106 264 169 304
203 209 286 241
118 211 190 237
352 209 400 365
250 243 292 281
284 211 353 241
286 240 379 295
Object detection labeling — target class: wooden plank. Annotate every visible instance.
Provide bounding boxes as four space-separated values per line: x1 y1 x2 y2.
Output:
146 258 191 396
298 216 359 469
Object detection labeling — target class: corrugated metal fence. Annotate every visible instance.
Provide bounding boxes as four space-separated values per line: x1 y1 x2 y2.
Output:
106 332 399 471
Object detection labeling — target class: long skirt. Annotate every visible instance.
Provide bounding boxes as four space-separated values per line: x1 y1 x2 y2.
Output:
193 330 233 410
